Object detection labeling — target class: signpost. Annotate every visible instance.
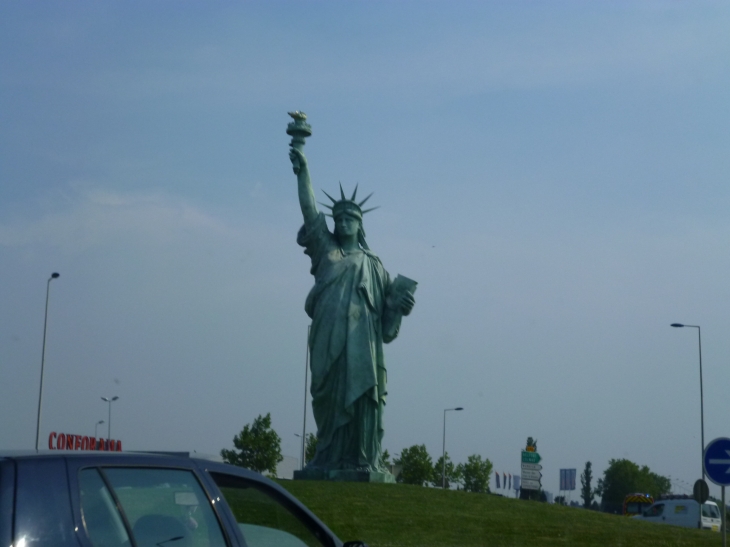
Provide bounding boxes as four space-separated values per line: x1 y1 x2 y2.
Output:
521 450 542 491
559 468 577 505
704 437 730 547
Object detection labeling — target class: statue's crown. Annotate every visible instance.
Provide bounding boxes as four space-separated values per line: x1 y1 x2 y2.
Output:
320 184 378 220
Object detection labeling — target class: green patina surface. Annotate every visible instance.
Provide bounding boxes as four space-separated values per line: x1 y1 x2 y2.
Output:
288 112 415 482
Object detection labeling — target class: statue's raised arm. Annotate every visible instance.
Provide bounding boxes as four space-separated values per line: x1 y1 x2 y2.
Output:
287 111 318 225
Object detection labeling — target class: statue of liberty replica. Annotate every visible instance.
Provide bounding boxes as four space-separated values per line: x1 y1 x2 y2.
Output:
288 112 416 482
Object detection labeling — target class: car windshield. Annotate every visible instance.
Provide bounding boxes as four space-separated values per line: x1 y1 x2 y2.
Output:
702 504 720 519
643 504 664 517
625 502 649 514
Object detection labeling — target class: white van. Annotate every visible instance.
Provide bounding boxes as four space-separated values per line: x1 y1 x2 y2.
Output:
633 497 722 532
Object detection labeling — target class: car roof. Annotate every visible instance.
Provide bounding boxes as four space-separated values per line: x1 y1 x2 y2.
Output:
653 498 719 506
0 451 241 478
0 450 218 460
0 450 280 483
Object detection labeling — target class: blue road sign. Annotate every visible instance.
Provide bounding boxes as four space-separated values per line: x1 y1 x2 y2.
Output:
704 437 730 487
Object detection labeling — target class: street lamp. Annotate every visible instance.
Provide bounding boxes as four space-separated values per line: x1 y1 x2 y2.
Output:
294 433 305 470
95 420 105 438
101 396 119 441
301 326 311 472
671 323 704 481
35 272 60 451
442 407 463 489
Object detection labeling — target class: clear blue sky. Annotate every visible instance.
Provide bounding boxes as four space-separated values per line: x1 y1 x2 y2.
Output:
2 1 729 499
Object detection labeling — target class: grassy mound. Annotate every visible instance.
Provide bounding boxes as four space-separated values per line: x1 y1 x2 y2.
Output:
278 480 719 547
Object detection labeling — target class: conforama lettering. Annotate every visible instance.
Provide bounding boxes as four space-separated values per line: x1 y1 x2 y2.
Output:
48 432 122 452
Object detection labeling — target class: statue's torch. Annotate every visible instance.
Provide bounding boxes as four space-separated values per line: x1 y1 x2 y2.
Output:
286 111 312 175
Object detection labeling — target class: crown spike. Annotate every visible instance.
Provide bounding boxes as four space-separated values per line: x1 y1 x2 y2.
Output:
351 184 359 202
358 192 374 207
318 202 334 210
322 189 338 203
361 206 380 215
339 182 346 200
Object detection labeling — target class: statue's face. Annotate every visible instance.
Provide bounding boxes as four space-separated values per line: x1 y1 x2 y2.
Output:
334 214 361 239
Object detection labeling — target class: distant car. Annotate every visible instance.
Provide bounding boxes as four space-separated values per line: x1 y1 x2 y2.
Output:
0 450 367 547
632 497 722 532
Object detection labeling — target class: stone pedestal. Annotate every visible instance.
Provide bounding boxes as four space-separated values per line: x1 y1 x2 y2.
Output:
294 468 395 483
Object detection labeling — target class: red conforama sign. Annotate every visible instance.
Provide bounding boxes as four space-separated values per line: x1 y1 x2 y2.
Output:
48 432 122 452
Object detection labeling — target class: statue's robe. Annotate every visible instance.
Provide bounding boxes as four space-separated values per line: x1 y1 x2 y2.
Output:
297 213 398 473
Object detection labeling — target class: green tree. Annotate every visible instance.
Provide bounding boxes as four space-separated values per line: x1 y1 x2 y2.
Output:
432 452 461 489
304 433 317 464
221 413 283 475
595 459 671 513
581 461 595 509
457 454 493 493
394 444 433 486
382 449 391 467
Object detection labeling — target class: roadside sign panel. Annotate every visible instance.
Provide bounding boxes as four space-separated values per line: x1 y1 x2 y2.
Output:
522 469 542 481
560 469 577 491
521 463 542 471
521 451 542 464
522 478 541 490
693 479 709 504
704 437 730 486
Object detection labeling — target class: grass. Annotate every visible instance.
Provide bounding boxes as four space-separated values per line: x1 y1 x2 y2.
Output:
276 481 722 547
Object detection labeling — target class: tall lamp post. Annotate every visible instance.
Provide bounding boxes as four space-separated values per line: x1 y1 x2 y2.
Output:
294 433 304 470
301 326 310 472
94 420 105 438
670 323 704 481
442 407 463 488
35 272 60 451
101 396 119 441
